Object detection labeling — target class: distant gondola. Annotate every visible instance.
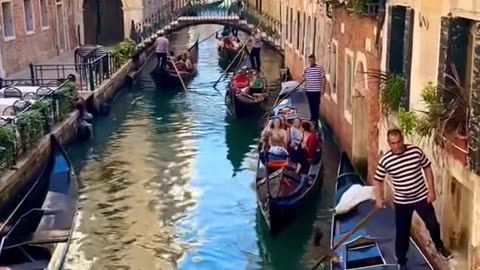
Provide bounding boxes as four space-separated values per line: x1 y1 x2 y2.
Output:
151 37 199 89
0 134 79 270
255 81 324 235
329 152 434 270
217 34 242 69
225 53 268 118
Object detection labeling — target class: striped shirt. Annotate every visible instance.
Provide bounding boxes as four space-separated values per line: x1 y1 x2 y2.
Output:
252 32 262 48
374 145 431 204
304 64 326 92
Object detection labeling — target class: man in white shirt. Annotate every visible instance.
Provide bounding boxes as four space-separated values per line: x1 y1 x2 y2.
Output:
249 29 262 72
155 32 169 70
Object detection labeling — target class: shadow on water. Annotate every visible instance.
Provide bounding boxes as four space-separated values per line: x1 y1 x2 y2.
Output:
63 24 338 270
224 114 259 177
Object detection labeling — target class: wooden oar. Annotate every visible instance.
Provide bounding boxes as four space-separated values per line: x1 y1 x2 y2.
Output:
213 19 265 88
309 207 382 270
260 79 305 122
168 55 188 92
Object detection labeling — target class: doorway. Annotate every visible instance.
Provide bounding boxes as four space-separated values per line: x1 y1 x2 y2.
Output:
83 0 124 46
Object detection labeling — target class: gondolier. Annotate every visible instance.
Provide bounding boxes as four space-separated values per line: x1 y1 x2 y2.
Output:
303 55 325 128
155 32 169 70
374 129 453 269
249 29 262 72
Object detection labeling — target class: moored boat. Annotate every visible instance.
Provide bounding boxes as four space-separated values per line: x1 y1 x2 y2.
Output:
330 152 434 270
0 134 79 270
151 36 199 89
255 81 324 235
225 58 268 118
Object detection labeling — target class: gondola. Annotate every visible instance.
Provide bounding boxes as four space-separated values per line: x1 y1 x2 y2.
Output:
330 152 434 270
151 36 199 89
0 135 79 270
225 53 268 118
217 34 242 64
255 81 324 235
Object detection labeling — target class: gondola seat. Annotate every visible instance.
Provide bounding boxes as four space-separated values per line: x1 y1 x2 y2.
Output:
233 76 249 88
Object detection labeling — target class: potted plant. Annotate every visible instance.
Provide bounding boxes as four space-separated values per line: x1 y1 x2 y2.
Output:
415 66 469 165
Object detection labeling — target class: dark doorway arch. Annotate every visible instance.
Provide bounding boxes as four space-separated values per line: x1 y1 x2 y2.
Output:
83 0 124 46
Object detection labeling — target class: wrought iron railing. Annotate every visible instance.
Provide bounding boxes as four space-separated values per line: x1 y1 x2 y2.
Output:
468 90 480 174
30 53 120 92
0 80 74 171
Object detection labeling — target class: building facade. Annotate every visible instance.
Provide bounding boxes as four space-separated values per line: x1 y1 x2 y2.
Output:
0 0 78 77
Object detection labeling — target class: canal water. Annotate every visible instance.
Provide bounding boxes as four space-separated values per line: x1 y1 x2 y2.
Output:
64 26 338 270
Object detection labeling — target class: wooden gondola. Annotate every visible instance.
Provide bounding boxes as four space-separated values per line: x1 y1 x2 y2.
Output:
225 53 268 118
0 134 78 270
330 152 434 270
255 81 324 235
151 36 199 89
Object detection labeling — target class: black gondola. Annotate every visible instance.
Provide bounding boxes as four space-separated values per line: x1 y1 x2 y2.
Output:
151 36 199 89
255 81 324 235
225 52 268 118
0 135 79 270
217 35 242 70
330 152 434 270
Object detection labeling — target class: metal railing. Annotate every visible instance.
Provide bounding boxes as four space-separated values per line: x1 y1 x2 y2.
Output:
0 80 74 171
30 53 120 92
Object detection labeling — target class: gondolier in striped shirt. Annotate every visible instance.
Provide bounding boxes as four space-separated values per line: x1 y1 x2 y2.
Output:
303 55 325 129
374 129 453 269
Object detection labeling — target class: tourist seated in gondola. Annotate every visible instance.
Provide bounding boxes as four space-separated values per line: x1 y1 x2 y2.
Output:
301 121 320 164
261 117 289 165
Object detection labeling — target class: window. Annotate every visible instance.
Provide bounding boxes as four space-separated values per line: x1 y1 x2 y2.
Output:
40 0 49 28
296 10 300 50
345 51 354 116
285 7 288 41
329 41 338 97
305 16 312 56
301 12 306 54
2 2 14 39
289 7 293 43
24 0 34 33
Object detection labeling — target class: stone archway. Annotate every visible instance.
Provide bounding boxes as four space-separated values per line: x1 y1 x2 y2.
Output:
83 0 125 46
352 52 369 177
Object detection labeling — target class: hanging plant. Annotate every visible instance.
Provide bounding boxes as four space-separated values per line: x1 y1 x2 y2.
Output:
0 124 17 169
367 70 405 117
415 66 469 143
398 107 418 136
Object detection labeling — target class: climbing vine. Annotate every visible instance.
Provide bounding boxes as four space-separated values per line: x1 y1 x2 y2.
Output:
17 110 45 151
111 38 138 69
56 81 77 119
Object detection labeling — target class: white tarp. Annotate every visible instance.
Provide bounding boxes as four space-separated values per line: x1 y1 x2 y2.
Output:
279 81 302 96
334 184 375 215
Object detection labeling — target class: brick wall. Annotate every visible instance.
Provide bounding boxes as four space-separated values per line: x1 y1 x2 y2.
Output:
0 0 77 76
320 8 381 181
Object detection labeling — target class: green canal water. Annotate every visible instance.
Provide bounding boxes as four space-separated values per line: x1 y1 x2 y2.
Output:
64 26 338 270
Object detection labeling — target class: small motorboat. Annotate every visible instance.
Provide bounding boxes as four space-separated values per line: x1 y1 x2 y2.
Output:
151 36 199 89
225 60 268 118
0 134 79 270
255 81 324 235
330 152 434 269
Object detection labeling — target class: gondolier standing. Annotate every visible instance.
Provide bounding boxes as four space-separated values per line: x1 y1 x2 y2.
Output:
249 29 262 72
303 54 325 128
374 129 453 269
155 32 169 70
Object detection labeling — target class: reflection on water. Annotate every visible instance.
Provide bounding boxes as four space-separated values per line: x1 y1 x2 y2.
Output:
64 25 336 270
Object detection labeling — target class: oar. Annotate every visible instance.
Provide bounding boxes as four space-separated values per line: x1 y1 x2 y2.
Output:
309 207 382 270
168 55 188 92
260 79 305 122
213 19 265 88
198 30 220 45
